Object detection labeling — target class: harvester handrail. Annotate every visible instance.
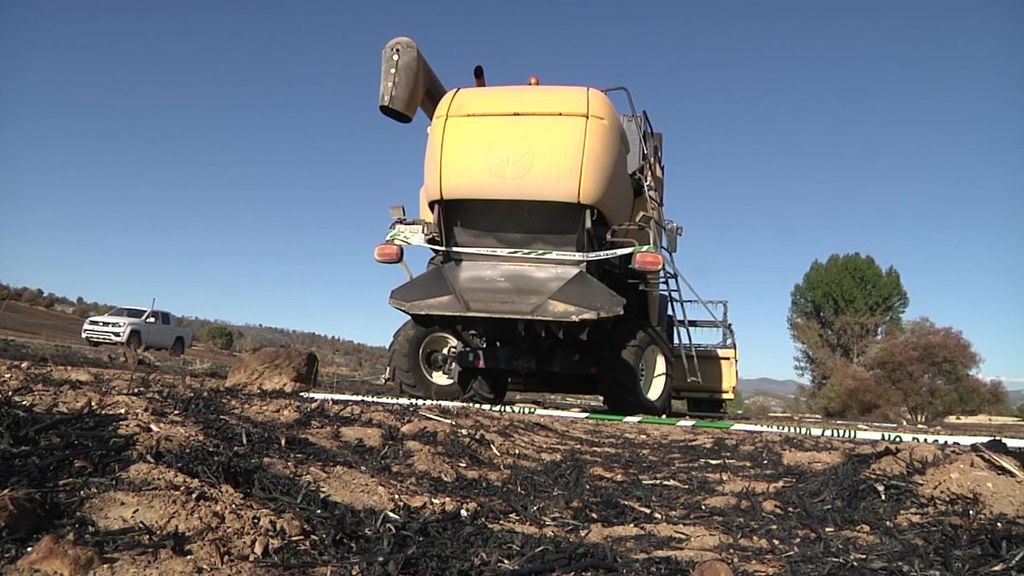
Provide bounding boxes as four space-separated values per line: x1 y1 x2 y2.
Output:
602 86 648 159
666 253 728 329
613 86 662 250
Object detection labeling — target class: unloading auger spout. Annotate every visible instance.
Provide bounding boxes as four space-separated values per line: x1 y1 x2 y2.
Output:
378 36 448 123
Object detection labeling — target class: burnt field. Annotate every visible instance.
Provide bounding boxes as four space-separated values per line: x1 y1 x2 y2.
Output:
2 345 1024 575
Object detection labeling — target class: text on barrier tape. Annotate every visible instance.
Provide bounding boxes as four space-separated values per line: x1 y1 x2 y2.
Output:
300 392 1024 449
385 229 656 261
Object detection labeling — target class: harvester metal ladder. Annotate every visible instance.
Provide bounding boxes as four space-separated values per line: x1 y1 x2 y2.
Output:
661 255 704 384
605 85 735 391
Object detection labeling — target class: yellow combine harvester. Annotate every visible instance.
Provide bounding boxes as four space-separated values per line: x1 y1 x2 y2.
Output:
374 37 737 415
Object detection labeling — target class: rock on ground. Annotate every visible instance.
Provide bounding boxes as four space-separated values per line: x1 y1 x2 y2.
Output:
16 534 101 576
226 348 318 393
0 491 43 537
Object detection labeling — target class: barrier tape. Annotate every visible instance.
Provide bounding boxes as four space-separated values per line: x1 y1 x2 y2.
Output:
384 229 657 261
301 392 1024 449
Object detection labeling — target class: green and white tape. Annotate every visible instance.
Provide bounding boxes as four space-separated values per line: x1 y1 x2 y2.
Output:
385 229 656 262
301 392 1024 449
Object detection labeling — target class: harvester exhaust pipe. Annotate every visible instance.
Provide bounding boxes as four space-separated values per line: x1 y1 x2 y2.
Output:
473 65 486 87
379 37 447 124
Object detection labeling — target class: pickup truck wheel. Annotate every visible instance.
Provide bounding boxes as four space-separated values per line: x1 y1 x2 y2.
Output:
126 331 142 352
87 340 100 348
169 337 185 357
599 323 673 416
387 320 462 400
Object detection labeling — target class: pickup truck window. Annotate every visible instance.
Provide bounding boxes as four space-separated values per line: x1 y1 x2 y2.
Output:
109 308 147 319
161 312 171 325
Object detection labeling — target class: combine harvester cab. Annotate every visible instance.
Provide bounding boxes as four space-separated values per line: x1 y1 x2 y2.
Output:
375 37 737 415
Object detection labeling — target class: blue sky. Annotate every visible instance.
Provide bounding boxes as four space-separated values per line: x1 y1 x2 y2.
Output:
1 1 1021 386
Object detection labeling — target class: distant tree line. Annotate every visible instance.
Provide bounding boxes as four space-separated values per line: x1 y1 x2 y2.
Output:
0 281 387 378
788 254 1013 423
0 283 110 318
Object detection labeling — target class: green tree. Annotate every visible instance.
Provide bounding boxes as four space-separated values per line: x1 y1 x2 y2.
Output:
20 289 40 305
730 388 746 413
204 325 235 351
864 318 1008 424
812 360 900 420
952 378 1009 416
788 253 908 389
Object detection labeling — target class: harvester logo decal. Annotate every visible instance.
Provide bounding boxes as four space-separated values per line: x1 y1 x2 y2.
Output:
487 141 535 180
385 228 656 261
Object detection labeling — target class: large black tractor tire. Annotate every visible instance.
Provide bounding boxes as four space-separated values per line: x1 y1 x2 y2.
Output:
387 320 463 400
599 323 673 416
461 373 508 405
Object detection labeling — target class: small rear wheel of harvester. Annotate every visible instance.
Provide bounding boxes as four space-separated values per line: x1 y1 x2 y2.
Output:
169 337 185 357
599 323 673 416
387 320 462 400
461 373 507 405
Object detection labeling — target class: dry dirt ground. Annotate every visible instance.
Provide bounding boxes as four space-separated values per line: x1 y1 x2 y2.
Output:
0 303 84 345
2 343 1023 576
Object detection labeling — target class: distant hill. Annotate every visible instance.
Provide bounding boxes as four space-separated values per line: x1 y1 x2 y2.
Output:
739 377 803 397
741 376 1023 403
1009 389 1024 406
1004 380 1024 392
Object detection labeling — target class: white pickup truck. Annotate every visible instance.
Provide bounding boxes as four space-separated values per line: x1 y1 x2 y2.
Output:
81 307 193 356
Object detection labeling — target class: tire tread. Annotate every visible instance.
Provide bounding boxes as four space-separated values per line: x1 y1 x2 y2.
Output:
600 323 673 416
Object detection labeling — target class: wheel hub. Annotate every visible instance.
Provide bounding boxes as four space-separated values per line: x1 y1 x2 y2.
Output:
638 344 668 401
418 332 459 387
428 351 448 370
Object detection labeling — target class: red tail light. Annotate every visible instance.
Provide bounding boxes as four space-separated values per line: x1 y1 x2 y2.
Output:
632 251 663 272
374 243 404 264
